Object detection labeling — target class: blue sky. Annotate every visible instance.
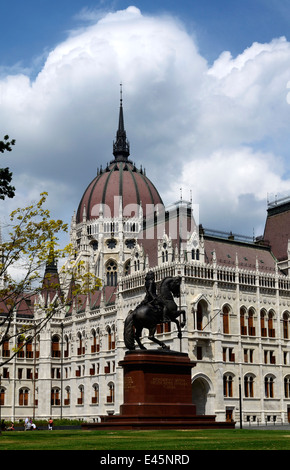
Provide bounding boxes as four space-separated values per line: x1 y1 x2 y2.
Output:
2 0 290 67
1 1 290 240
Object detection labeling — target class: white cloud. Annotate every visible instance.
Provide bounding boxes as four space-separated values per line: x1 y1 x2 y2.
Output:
0 6 290 238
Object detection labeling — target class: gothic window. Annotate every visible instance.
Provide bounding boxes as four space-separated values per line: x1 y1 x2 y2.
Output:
196 301 207 331
134 253 140 271
265 375 274 398
19 388 29 406
92 384 99 404
260 309 267 337
2 336 10 358
223 374 233 397
268 311 275 338
124 260 130 276
162 243 168 263
106 326 115 351
91 241 98 251
77 332 85 356
77 385 84 405
248 308 256 336
284 376 290 398
0 387 5 406
107 326 112 351
26 338 33 359
283 312 289 339
222 305 230 334
106 260 117 286
91 329 100 353
240 307 247 335
17 336 25 358
64 335 70 358
64 387 70 406
107 383 115 403
51 335 60 358
51 387 60 406
106 238 117 249
191 249 200 260
125 239 135 249
244 375 254 398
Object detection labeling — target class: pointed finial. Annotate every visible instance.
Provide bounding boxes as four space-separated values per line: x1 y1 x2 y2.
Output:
113 83 130 161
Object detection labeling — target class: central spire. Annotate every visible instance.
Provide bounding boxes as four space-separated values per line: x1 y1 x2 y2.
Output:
113 84 130 161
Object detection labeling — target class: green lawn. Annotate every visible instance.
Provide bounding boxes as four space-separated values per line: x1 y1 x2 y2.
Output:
1 428 290 450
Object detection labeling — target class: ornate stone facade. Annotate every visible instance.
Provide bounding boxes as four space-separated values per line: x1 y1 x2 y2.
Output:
1 101 290 426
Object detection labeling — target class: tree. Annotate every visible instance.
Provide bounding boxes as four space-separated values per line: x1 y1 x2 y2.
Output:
0 135 16 200
0 192 101 367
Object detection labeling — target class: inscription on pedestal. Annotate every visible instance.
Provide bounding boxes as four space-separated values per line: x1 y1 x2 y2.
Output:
124 376 136 390
151 377 188 390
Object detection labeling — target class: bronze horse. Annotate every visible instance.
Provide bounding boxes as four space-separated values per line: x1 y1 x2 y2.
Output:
123 276 186 350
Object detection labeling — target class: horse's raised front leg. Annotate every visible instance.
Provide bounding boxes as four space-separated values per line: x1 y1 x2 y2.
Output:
172 319 183 339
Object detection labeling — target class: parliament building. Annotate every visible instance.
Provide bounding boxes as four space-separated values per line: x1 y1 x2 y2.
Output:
2 97 290 426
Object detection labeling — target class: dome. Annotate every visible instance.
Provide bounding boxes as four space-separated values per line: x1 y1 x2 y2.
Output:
76 160 164 222
76 96 163 223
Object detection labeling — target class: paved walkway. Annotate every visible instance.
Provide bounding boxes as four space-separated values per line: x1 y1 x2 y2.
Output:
236 424 290 430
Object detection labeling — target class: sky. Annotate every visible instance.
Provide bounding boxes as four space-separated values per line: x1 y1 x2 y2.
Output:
1 0 290 244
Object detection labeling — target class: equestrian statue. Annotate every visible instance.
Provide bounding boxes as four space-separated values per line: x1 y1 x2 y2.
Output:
123 271 186 350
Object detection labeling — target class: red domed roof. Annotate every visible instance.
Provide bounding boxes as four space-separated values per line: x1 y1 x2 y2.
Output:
76 96 163 223
76 160 163 223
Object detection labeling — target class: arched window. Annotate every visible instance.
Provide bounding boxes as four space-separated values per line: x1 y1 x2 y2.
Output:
244 374 254 398
106 326 115 351
51 387 60 406
192 249 200 260
265 375 274 398
124 260 130 276
196 300 207 331
248 308 256 336
106 260 117 286
223 305 230 334
283 312 289 340
77 332 85 356
17 336 25 358
240 307 247 335
260 309 267 337
64 387 70 406
223 374 233 397
268 311 275 338
19 388 29 406
284 376 290 398
51 335 60 358
162 243 168 263
91 329 100 353
26 336 33 359
92 384 99 404
77 385 84 405
107 326 112 351
64 335 70 358
134 253 140 271
2 336 10 358
107 383 115 403
0 387 5 406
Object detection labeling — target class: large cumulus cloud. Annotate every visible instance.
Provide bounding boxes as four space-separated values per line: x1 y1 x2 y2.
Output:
0 6 290 239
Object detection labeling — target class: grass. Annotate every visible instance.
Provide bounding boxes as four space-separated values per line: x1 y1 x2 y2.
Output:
1 428 290 450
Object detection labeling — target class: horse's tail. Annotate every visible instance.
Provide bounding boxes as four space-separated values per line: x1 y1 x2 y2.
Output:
124 310 135 350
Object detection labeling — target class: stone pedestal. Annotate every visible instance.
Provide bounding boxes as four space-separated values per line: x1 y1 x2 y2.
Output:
120 350 196 417
82 349 235 430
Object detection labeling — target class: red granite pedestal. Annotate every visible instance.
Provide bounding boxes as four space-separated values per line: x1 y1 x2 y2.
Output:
82 350 235 430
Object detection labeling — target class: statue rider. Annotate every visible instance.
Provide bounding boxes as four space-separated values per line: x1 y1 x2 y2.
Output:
140 271 167 322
